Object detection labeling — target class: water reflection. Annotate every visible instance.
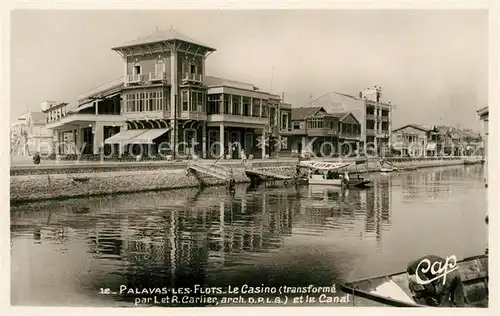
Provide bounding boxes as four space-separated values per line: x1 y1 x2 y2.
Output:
10 165 487 306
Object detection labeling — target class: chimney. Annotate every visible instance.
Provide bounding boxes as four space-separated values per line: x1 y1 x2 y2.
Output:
359 92 363 99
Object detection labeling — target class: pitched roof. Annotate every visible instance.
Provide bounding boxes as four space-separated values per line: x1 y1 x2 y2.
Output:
330 111 361 124
330 112 349 119
435 125 451 134
78 77 125 102
29 112 46 124
16 112 46 125
113 28 216 51
393 124 430 133
291 107 325 120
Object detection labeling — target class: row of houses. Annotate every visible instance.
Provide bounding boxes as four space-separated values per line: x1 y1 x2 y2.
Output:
391 124 483 157
16 28 485 161
11 28 393 160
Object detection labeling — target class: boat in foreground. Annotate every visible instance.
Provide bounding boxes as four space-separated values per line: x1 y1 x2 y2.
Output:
340 254 488 307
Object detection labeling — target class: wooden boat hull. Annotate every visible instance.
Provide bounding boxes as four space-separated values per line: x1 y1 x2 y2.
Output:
379 168 394 173
293 178 371 188
401 166 418 171
349 179 372 188
340 254 488 307
464 160 479 165
309 178 343 186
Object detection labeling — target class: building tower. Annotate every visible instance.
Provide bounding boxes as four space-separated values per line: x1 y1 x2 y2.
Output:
111 28 216 158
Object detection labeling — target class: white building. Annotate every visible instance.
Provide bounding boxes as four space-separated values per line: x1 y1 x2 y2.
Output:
10 111 53 156
310 86 393 156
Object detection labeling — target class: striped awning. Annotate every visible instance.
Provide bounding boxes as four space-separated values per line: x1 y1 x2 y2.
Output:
104 129 146 144
128 128 170 144
76 101 95 111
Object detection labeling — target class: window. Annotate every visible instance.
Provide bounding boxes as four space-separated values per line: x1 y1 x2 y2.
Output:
139 93 144 111
282 113 289 130
149 92 155 111
293 122 300 130
261 100 268 118
190 64 196 74
159 90 165 111
252 98 260 117
269 107 276 125
190 91 196 112
182 90 189 111
124 91 165 112
155 58 164 74
307 118 323 129
207 94 221 115
135 65 141 75
232 95 241 115
223 94 231 114
243 97 250 116
195 91 205 112
245 132 253 150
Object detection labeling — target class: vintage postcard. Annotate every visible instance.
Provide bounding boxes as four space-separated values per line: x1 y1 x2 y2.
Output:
3 1 498 315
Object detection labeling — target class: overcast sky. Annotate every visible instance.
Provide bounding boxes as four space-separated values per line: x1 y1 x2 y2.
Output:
10 9 488 130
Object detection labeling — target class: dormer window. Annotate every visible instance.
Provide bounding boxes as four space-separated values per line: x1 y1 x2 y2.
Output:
190 64 196 74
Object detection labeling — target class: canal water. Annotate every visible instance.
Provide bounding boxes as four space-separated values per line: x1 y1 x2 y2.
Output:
10 165 488 307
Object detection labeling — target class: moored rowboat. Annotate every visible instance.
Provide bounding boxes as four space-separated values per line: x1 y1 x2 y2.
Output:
298 161 372 188
340 254 488 307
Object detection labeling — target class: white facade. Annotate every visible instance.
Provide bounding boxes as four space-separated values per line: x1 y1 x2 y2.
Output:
315 89 392 153
10 112 53 156
391 125 428 157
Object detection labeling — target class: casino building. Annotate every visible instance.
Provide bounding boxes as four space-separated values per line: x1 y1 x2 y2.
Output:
43 28 292 159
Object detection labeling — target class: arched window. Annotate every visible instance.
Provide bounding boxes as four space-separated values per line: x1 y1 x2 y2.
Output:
134 59 141 75
155 55 164 74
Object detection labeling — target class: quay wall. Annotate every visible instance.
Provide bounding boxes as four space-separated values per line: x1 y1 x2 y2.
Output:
10 158 478 204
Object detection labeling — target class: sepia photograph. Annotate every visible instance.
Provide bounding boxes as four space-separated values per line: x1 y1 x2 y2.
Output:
5 4 496 311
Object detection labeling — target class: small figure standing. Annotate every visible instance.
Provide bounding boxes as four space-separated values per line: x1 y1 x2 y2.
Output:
295 163 301 179
241 149 247 164
33 151 41 165
227 168 236 195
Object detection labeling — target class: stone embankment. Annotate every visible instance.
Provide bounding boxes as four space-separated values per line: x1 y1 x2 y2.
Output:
10 157 481 204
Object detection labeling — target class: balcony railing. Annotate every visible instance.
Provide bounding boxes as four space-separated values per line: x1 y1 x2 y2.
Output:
149 71 167 82
280 128 307 136
127 74 143 84
366 114 375 120
182 72 203 83
381 116 389 122
340 132 361 139
366 129 376 136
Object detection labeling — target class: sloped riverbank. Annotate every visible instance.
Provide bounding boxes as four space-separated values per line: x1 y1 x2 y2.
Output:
10 158 477 204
